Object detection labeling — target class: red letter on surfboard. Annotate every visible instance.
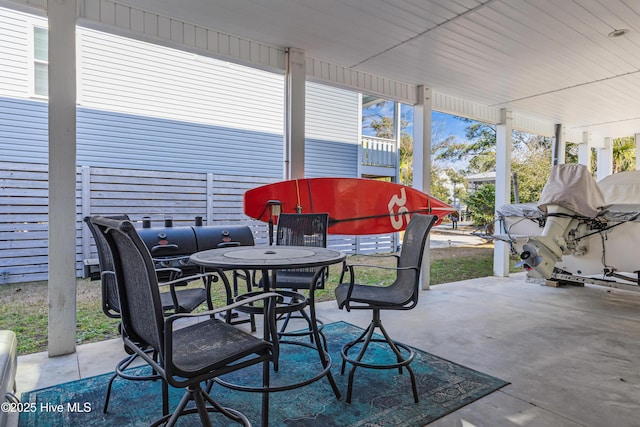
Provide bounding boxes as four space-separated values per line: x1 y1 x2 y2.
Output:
388 188 411 230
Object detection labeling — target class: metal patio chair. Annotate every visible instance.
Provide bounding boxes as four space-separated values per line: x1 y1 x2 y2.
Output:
90 216 277 427
84 215 215 415
335 214 438 403
271 213 331 344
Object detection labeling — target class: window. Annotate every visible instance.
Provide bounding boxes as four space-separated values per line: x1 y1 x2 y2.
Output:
33 26 48 97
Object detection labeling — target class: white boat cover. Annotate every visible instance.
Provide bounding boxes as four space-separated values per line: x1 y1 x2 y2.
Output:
598 170 640 204
497 202 640 222
496 203 544 219
537 164 605 217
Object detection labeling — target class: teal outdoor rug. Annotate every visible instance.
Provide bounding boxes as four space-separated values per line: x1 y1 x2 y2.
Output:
19 321 508 426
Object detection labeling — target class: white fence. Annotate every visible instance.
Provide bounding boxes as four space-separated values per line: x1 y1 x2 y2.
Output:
360 136 397 168
0 161 396 284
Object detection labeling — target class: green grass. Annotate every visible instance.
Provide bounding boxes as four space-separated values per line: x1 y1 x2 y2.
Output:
0 246 517 355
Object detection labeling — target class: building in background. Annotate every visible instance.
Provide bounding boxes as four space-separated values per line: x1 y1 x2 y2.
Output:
0 6 403 284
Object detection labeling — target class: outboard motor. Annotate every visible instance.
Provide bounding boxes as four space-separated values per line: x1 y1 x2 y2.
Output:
519 164 605 279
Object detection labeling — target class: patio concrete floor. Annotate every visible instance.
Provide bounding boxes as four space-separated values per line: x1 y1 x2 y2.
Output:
11 272 640 426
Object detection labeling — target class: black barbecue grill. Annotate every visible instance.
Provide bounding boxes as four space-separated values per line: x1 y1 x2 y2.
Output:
137 216 255 280
137 216 257 329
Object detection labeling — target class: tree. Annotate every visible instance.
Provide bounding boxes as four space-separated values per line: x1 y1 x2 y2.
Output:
613 136 636 173
444 168 467 207
368 116 394 139
565 142 579 164
562 137 635 174
399 126 413 186
435 118 553 204
433 120 497 173
464 184 496 231
429 166 452 203
364 102 417 186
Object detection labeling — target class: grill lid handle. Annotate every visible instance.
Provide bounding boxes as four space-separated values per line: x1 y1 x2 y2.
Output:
217 242 241 248
151 244 179 252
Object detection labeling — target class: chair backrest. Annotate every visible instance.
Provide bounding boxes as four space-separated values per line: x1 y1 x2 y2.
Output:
89 216 165 353
83 214 130 318
273 213 329 289
276 213 328 248
392 214 438 307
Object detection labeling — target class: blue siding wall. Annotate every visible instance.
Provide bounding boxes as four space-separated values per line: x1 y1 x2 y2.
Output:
0 96 285 177
1 96 360 178
305 138 358 178
0 97 48 162
76 106 284 177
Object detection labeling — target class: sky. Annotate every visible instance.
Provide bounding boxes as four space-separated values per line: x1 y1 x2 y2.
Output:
362 101 470 141
362 100 475 171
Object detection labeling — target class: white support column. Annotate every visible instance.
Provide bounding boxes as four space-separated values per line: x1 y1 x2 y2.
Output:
47 0 77 357
493 109 512 277
284 48 306 179
413 86 432 289
553 124 566 165
635 133 640 171
596 137 613 181
393 101 402 183
356 93 363 178
578 132 592 170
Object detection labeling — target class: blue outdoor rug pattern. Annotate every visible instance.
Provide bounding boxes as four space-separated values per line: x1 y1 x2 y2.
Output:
19 321 508 426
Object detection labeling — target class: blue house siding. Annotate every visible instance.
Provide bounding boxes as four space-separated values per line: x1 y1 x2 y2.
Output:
0 95 363 179
0 96 284 177
0 93 358 177
0 97 358 177
305 83 360 178
305 138 358 178
0 97 48 163
77 107 284 177
0 7 363 179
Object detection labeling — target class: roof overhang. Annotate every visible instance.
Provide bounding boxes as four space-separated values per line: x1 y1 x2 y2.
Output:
7 0 640 140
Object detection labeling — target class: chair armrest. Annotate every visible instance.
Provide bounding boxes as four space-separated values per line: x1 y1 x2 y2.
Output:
161 291 280 387
346 263 418 272
164 291 281 353
122 292 279 383
155 267 183 276
157 271 218 288
356 253 400 267
358 252 400 259
338 253 400 282
157 271 220 312
165 291 280 323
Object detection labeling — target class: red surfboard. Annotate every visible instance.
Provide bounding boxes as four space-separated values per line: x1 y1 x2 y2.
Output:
244 178 455 235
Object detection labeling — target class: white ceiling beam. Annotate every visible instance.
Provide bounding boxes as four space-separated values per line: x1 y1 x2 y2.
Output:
57 0 563 137
5 0 568 138
76 0 286 73
432 91 556 136
306 56 417 104
1 0 46 12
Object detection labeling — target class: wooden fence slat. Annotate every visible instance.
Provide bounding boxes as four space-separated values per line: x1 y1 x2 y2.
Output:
89 166 205 180
90 174 206 187
0 163 392 284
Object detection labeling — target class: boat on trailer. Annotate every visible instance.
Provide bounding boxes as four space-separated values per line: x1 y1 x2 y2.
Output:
496 164 640 292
